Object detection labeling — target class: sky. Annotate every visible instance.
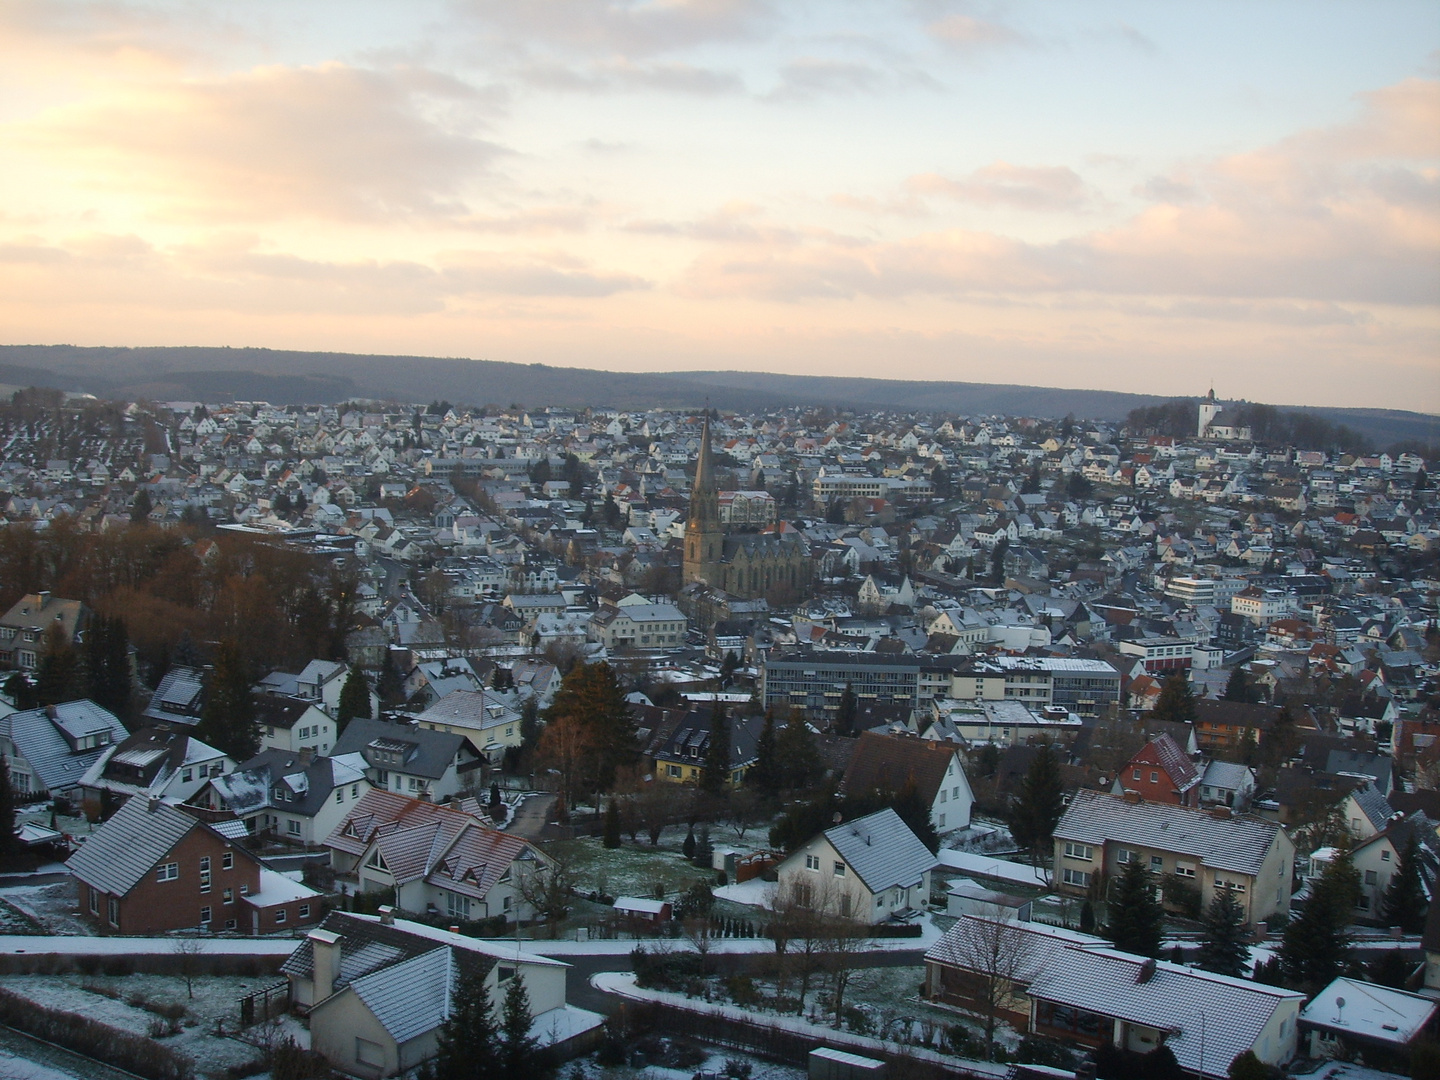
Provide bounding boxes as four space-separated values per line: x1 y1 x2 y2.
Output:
0 0 1436 411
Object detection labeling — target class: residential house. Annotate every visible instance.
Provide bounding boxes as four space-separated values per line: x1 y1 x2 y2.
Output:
0 592 89 670
332 717 481 803
78 728 232 820
410 690 523 763
1310 811 1439 922
255 693 337 756
282 910 595 1078
0 700 129 801
1117 733 1202 807
590 602 688 651
650 710 763 788
324 789 553 924
839 731 974 835
774 807 936 925
188 748 370 846
1299 978 1437 1064
140 666 206 728
257 659 368 719
1198 759 1257 812
67 795 321 935
1053 789 1294 924
1026 946 1304 1077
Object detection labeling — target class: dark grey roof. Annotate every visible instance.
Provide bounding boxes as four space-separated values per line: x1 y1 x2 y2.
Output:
214 750 367 817
1 701 129 793
142 666 204 725
1055 789 1286 877
332 717 470 780
66 796 212 896
282 910 494 992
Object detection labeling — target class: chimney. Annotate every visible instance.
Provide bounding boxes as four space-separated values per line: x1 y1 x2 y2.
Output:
378 905 395 926
1136 957 1157 984
308 928 342 1002
448 925 460 934
1123 790 1143 804
299 746 314 767
147 797 163 813
1209 805 1232 819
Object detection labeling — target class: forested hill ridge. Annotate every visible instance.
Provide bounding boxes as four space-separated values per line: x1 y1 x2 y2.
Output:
1 343 1434 452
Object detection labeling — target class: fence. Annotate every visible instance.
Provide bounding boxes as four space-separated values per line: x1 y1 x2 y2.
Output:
238 980 291 1028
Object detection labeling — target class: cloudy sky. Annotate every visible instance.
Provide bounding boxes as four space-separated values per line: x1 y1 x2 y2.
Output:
1 1 1436 410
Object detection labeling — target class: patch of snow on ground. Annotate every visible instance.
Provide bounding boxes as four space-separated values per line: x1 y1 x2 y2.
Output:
0 1047 84 1080
0 935 298 955
712 876 771 907
935 850 1048 888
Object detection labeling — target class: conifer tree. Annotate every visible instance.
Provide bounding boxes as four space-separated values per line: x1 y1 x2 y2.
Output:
431 959 497 1080
83 614 132 719
35 624 82 707
1222 666 1252 703
0 754 17 858
775 712 821 790
1379 834 1428 933
1281 846 1360 989
1196 885 1249 977
498 973 546 1078
1008 742 1064 863
543 661 636 791
197 639 259 762
750 710 780 794
335 666 371 734
1151 673 1196 724
835 683 858 736
700 704 731 797
602 799 622 849
1104 858 1165 958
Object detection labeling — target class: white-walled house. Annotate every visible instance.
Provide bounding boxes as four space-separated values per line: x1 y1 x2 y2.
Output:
774 808 936 925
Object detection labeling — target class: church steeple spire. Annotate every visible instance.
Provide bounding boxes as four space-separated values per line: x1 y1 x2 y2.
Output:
684 410 723 586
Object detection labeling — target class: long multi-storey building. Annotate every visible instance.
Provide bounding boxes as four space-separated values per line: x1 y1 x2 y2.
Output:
761 650 1120 722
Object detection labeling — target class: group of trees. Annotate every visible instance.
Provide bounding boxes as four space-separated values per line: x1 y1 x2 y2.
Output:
537 661 638 806
0 522 359 681
423 965 548 1080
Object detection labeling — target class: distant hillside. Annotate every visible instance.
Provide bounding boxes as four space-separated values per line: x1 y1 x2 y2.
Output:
1 344 1434 449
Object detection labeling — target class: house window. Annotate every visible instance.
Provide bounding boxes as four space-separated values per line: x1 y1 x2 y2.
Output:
222 852 233 870
89 888 99 915
351 784 359 798
833 861 845 877
287 819 301 836
1062 868 1092 888
200 906 211 925
274 909 286 924
336 790 344 804
805 854 820 871
938 814 946 828
157 862 178 882
240 883 249 896
1150 771 1159 784
182 768 193 783
356 1039 384 1068
447 892 471 919
1175 863 1196 879
1150 856 1163 873
1117 849 1136 864
839 894 851 918
667 764 681 778
299 904 310 919
223 888 234 905
1382 850 1391 862
1063 842 1093 861
107 897 119 926
1132 769 1141 781
939 789 947 803
1365 870 1378 885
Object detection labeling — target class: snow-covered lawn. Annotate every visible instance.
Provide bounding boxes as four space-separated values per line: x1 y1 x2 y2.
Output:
562 1045 805 1080
0 880 92 936
545 837 719 900
5 974 288 1078
0 934 299 956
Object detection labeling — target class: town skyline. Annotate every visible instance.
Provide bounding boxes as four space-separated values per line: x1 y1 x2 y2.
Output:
0 1 1436 411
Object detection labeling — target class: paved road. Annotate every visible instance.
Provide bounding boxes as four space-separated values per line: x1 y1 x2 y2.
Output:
547 947 928 1017
507 793 561 842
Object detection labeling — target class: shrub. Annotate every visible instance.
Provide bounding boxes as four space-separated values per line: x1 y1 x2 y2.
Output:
1016 1034 1078 1070
725 975 760 1007
0 986 195 1080
867 922 923 938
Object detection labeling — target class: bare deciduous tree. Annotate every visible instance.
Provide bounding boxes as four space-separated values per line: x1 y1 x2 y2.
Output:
941 909 1034 1059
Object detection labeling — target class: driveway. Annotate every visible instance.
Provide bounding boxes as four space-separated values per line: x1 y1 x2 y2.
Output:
508 793 564 842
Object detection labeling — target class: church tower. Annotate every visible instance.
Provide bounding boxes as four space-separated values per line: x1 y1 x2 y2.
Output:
1197 387 1222 438
683 412 725 586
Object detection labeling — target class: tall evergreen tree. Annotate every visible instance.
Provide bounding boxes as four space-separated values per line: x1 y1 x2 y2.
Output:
498 973 546 1078
1008 742 1065 863
1280 846 1360 989
775 712 821 790
84 614 132 719
34 624 82 707
1379 834 1428 933
602 798 622 849
0 754 17 857
431 959 497 1080
1105 858 1165 958
376 649 405 709
544 661 636 792
335 667 371 734
1222 666 1252 703
1195 886 1249 977
1151 673 1197 724
3 673 36 711
129 488 153 526
834 683 858 736
750 710 780 794
197 639 259 761
700 704 732 797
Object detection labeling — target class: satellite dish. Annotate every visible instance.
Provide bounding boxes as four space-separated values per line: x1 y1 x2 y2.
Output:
1336 997 1346 1008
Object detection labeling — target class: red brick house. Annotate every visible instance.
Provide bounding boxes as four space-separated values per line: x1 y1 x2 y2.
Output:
67 795 321 935
1117 733 1201 807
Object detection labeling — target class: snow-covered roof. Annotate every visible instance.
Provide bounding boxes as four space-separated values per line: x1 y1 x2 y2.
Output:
1301 977 1438 1046
822 807 937 894
246 866 321 908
